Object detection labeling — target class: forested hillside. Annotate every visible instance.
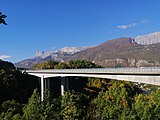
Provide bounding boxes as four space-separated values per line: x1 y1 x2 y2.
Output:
0 60 15 69
0 59 160 119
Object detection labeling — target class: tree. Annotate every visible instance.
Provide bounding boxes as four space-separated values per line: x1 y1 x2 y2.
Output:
0 59 15 69
129 94 157 120
22 89 43 120
0 108 15 120
1 100 23 115
0 68 39 104
61 91 86 120
152 89 160 119
91 82 131 119
66 60 102 69
32 60 59 69
0 100 22 120
42 90 61 120
0 12 7 25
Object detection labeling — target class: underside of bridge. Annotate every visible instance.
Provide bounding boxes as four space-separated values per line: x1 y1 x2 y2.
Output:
26 72 160 101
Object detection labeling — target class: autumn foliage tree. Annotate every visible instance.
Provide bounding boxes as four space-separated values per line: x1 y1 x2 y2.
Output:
90 82 131 119
61 91 86 120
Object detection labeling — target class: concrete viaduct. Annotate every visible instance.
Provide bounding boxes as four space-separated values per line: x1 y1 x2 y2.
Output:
25 67 160 101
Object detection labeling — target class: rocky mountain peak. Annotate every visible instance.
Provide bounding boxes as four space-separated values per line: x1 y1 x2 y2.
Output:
59 46 92 54
35 51 45 56
15 46 91 68
134 32 160 45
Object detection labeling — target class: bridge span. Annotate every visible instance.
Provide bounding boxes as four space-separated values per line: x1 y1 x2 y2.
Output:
25 68 160 101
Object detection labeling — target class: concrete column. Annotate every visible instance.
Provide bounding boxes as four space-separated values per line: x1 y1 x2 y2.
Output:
61 77 65 96
61 77 69 96
41 77 51 102
41 75 45 102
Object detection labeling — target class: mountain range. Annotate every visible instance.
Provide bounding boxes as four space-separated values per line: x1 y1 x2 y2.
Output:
14 46 92 68
15 32 160 68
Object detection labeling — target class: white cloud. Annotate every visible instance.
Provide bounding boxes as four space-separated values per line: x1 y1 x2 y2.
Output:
141 19 148 23
117 19 148 30
0 55 12 60
117 23 138 29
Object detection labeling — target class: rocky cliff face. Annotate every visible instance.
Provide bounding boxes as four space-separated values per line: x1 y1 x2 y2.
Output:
134 32 160 45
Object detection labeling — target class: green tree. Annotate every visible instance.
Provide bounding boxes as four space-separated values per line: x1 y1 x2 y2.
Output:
0 12 7 25
129 93 157 120
0 59 15 69
129 88 160 120
54 62 68 69
91 82 131 120
66 60 101 69
42 90 61 120
1 100 23 115
22 89 43 120
13 114 22 120
0 69 39 104
32 60 59 69
0 110 22 120
61 91 86 120
0 108 15 120
123 88 160 120
0 100 22 120
152 89 160 119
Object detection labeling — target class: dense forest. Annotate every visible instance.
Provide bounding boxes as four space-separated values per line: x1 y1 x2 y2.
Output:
0 59 160 120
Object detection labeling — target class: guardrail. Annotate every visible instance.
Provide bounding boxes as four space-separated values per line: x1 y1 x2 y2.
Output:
25 67 160 74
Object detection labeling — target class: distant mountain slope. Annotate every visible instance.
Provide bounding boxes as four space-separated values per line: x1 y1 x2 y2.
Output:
14 46 91 68
67 37 160 67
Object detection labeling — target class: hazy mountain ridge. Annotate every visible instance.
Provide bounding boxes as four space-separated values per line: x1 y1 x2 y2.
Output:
34 46 91 58
14 46 91 68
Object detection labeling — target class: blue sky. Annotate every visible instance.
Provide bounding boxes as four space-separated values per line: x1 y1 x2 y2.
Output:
0 0 160 63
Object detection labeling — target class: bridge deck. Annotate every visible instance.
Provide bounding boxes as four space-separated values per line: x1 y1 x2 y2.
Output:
25 68 160 75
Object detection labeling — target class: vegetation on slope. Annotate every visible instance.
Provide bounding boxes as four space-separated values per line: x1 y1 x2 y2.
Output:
0 59 15 69
32 60 102 69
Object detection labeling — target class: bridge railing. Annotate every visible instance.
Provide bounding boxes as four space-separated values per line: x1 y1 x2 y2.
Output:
24 67 160 74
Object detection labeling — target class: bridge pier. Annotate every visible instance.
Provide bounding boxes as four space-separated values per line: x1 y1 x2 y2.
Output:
61 77 69 96
41 76 44 102
41 76 69 101
41 76 50 102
